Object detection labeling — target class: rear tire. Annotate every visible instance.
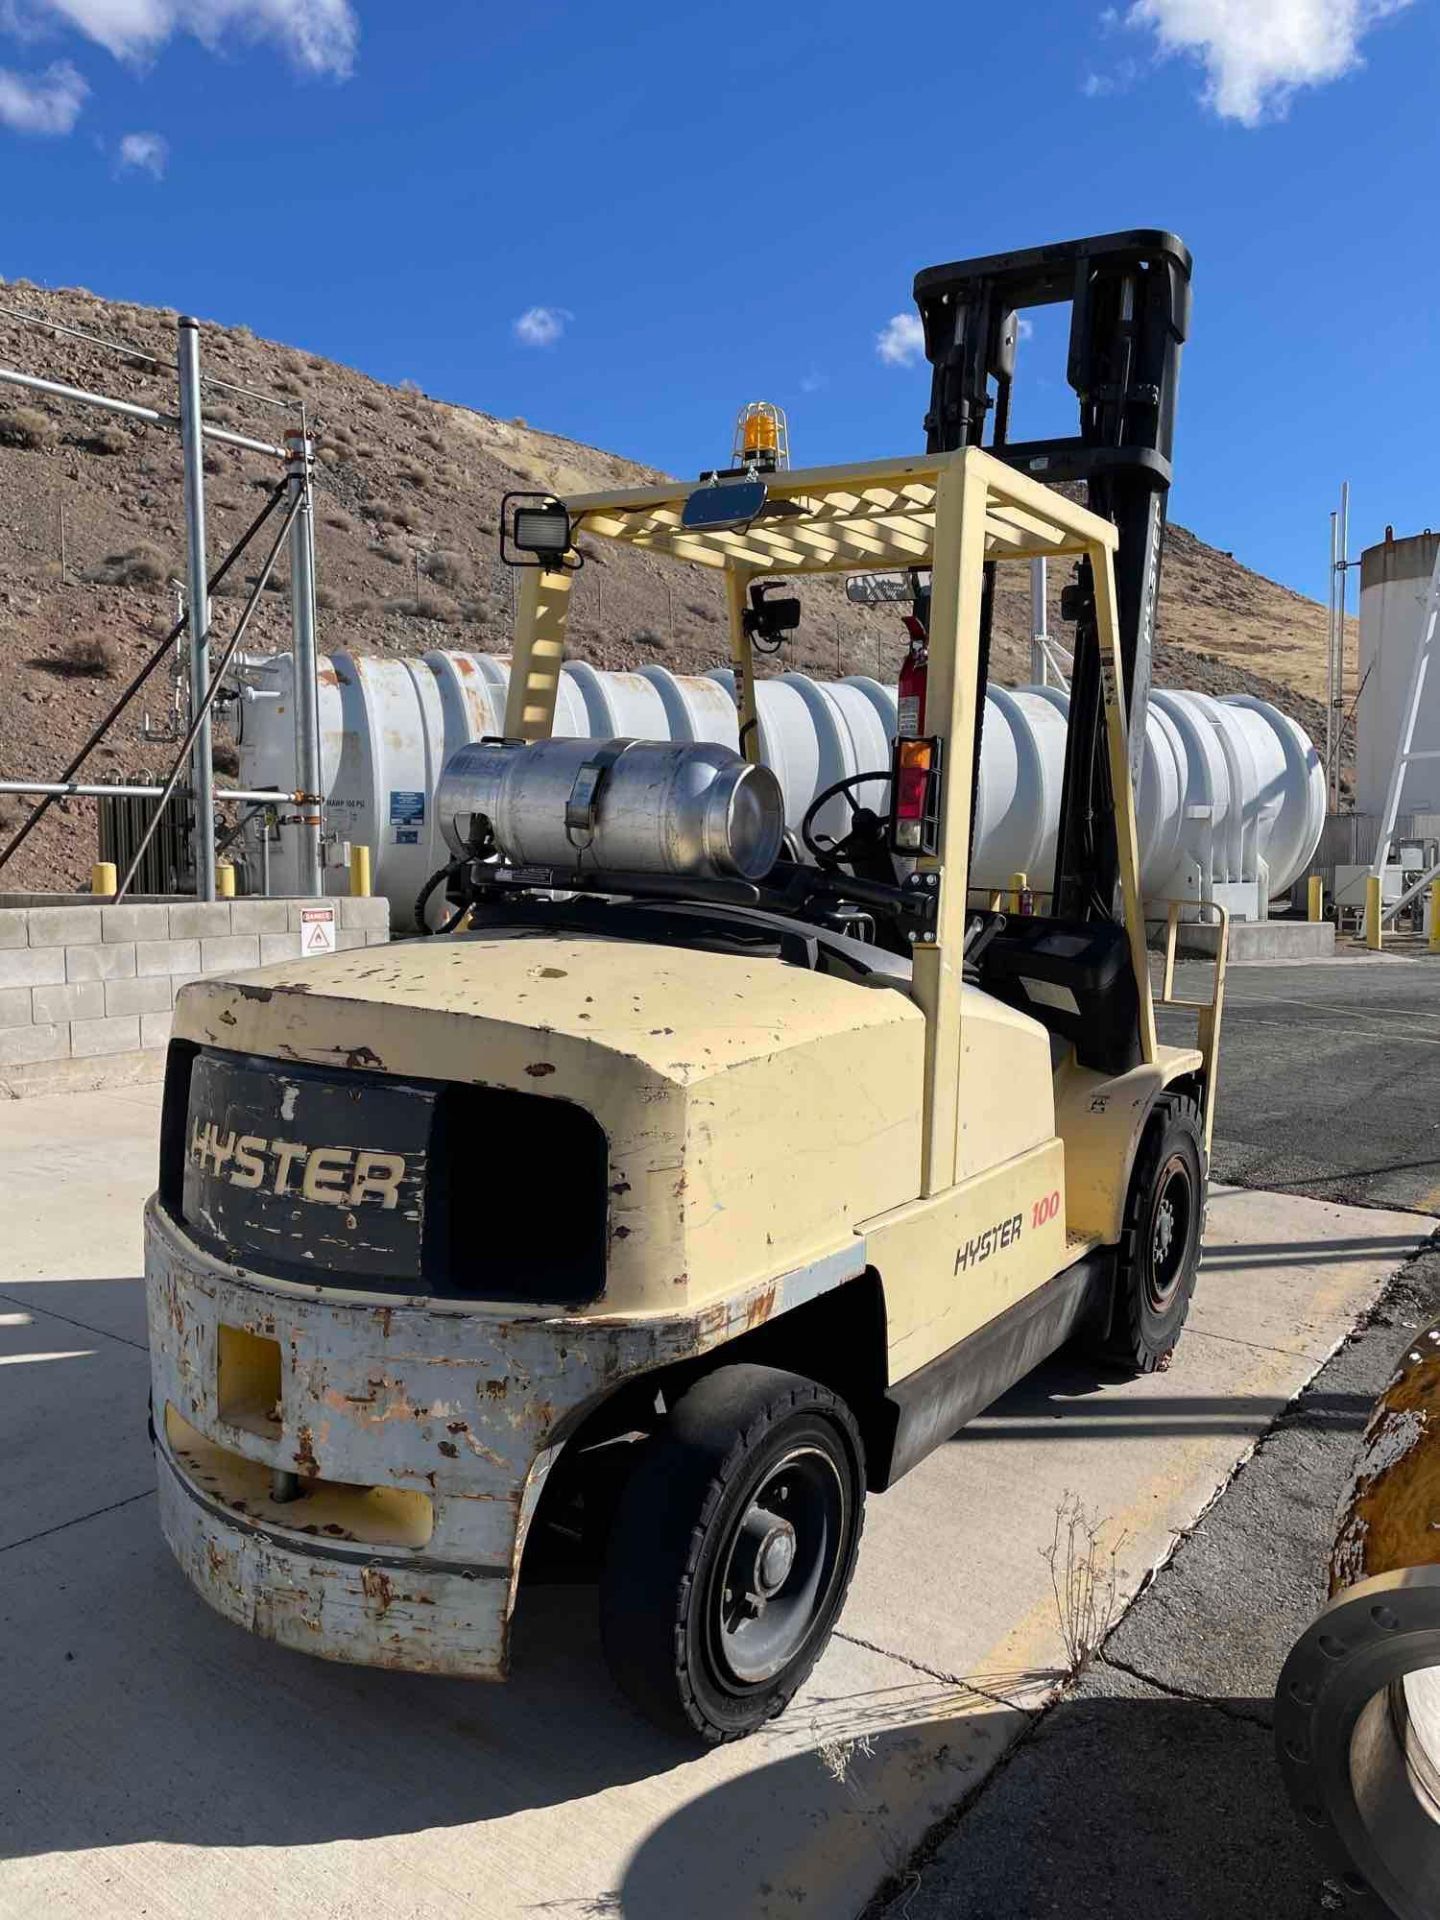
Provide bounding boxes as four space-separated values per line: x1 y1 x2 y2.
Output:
1095 1091 1205 1373
599 1364 865 1743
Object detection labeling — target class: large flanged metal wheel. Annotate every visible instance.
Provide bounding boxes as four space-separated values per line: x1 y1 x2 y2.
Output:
599 1364 865 1742
1275 1565 1440 1918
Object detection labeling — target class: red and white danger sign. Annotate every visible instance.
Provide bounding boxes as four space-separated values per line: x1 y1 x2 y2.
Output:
300 905 336 956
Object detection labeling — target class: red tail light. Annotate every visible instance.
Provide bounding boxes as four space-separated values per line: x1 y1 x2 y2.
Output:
892 736 939 853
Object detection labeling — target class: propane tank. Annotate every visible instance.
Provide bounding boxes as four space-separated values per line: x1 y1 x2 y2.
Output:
438 737 785 882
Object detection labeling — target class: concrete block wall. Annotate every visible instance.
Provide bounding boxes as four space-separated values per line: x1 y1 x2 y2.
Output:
0 895 390 1098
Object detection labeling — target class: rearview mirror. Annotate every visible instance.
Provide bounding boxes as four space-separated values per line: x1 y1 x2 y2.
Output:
846 570 921 606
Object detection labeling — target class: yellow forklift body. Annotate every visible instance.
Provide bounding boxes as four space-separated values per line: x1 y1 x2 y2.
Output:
146 443 1224 1683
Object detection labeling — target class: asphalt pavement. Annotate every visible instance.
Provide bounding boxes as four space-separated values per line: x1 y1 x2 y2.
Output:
1164 953 1440 1215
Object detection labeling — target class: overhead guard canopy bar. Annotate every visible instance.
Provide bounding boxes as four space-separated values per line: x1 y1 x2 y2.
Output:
562 448 1117 578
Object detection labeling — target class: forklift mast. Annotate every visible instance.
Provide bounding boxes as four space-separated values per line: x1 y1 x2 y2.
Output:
913 229 1192 925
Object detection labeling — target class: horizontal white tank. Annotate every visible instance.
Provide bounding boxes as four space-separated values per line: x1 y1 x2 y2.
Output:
1357 530 1440 819
238 651 1324 928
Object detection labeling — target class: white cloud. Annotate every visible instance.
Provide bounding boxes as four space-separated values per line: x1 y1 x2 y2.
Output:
875 312 925 368
10 1 358 77
513 305 570 348
117 126 165 174
799 368 827 394
0 56 84 130
1123 0 1411 125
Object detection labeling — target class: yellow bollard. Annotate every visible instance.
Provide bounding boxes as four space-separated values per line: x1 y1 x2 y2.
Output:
350 843 372 898
1307 874 1323 923
215 862 236 899
1365 873 1383 951
1430 879 1440 955
1009 870 1029 915
90 861 117 897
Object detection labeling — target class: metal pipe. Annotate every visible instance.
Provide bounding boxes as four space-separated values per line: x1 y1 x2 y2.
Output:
0 781 303 802
178 318 216 901
1029 557 1048 686
285 430 325 896
0 362 287 459
114 488 303 902
0 481 287 880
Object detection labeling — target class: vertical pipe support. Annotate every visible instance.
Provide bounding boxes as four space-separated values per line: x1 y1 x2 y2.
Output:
285 429 325 897
177 317 216 901
1365 873 1384 951
1307 874 1324 923
1029 558 1048 687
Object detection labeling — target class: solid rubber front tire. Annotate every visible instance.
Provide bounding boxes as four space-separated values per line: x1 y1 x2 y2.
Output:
1097 1091 1206 1373
598 1364 865 1743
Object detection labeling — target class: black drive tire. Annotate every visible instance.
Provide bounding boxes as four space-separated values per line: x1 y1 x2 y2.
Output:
599 1364 865 1743
1097 1091 1206 1374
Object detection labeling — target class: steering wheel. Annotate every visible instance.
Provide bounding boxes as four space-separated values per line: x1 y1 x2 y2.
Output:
800 772 892 868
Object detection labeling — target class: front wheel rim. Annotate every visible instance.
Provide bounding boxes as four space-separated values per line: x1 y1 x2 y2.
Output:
708 1442 848 1688
1146 1153 1195 1312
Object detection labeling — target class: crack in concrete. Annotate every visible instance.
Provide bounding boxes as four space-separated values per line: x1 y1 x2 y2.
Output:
0 1285 148 1354
1095 1651 1273 1730
1 1487 155 1558
832 1629 1043 1718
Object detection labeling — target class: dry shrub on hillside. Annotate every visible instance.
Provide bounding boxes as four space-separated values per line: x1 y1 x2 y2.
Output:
315 586 339 610
83 544 168 587
384 594 454 623
421 549 469 591
323 509 354 533
0 407 53 449
367 541 405 566
459 600 489 626
60 634 119 677
396 463 428 489
79 425 127 457
211 740 240 776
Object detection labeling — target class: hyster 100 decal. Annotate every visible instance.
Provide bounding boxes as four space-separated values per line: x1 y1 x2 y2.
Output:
954 1213 1023 1275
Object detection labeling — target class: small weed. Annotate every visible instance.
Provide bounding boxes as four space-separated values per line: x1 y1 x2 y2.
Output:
1041 1492 1126 1678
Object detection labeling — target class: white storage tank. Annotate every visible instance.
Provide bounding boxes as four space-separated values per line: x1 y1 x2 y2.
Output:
1357 529 1440 819
238 650 1324 929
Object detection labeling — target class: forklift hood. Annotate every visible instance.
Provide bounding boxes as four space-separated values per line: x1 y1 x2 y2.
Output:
169 928 926 1317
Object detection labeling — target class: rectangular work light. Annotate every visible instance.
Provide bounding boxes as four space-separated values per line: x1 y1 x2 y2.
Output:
501 492 577 569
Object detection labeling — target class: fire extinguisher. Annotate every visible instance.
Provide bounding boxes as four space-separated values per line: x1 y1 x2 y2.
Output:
897 614 928 738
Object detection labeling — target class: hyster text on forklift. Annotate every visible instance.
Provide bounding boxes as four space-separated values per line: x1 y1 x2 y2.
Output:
146 230 1228 1741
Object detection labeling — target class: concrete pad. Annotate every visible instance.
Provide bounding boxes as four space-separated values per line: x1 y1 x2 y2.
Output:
0 1081 160 1348
0 1504 1018 1920
0 1301 153 1551
0 1087 1431 1919
846 1184 1431 1692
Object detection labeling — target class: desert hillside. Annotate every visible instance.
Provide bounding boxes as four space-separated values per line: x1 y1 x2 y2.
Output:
0 280 1333 890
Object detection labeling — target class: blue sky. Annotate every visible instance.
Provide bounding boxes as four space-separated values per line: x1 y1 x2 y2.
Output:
0 0 1432 599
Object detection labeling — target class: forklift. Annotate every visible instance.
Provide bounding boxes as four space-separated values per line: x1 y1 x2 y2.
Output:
145 229 1226 1741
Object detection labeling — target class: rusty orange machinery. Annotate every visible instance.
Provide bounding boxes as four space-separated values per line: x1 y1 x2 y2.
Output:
1276 1319 1440 1918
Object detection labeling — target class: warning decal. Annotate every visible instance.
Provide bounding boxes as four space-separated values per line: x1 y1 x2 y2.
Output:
301 905 336 956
